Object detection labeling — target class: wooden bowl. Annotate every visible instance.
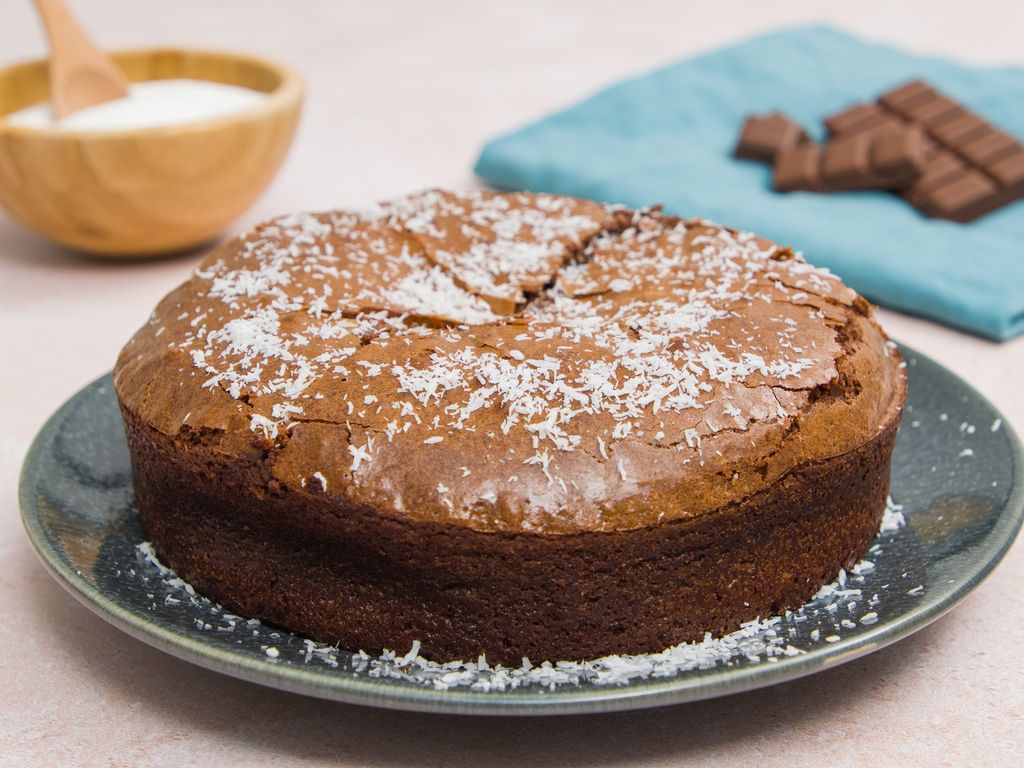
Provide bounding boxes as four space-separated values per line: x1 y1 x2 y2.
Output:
0 49 303 257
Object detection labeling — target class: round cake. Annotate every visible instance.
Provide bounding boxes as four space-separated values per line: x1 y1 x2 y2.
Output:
114 189 906 665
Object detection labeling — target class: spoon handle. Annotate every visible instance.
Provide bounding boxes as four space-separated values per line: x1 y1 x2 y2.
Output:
33 0 129 119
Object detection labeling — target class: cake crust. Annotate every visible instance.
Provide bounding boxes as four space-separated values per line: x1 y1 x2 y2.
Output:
114 189 906 664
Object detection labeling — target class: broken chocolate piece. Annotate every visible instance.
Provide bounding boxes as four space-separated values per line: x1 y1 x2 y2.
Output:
734 113 808 163
818 124 925 190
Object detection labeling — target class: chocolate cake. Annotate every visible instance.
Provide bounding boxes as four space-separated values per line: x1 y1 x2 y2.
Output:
114 189 906 665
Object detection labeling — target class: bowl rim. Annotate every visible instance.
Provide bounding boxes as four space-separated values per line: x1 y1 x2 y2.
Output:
0 47 304 139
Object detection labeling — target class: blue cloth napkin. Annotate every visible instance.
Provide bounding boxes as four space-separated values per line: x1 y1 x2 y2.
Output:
474 26 1024 341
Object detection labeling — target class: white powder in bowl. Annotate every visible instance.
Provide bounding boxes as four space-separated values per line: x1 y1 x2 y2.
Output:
4 78 266 131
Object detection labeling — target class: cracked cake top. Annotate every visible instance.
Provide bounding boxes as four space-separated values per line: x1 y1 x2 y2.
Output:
114 189 905 534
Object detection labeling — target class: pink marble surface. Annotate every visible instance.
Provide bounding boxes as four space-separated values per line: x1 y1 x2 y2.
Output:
1 2 1022 765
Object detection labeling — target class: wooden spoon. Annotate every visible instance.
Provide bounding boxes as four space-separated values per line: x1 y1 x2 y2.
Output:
33 0 129 119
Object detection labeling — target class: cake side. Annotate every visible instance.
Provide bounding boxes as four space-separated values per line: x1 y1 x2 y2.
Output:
123 406 899 665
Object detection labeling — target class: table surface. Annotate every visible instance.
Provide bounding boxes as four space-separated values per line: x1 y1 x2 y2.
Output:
2 1 1022 765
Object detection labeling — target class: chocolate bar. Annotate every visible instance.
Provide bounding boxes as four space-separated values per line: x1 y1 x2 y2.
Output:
734 113 807 163
736 80 1024 221
862 80 1024 221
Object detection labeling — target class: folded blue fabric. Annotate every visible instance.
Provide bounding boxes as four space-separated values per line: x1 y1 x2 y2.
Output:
475 26 1024 341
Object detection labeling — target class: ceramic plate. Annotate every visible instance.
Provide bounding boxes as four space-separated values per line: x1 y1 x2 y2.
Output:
19 344 1023 715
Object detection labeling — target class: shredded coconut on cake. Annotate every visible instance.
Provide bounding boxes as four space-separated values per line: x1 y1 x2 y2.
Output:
164 195 846 456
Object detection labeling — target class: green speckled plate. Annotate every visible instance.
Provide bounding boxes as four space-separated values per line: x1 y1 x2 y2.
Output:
19 344 1023 715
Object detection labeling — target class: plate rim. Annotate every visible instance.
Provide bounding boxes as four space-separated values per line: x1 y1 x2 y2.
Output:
19 343 1024 716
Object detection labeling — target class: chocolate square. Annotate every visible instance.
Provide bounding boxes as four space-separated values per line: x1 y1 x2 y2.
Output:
930 113 990 147
986 149 1024 188
904 151 967 205
878 80 936 113
958 130 1020 166
925 171 1001 222
903 96 965 128
773 144 822 192
824 103 887 136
